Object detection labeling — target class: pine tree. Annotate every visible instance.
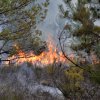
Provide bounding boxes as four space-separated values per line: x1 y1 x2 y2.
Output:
59 0 100 84
72 2 100 57
0 0 49 60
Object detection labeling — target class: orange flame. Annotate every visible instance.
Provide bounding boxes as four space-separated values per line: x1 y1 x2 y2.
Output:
7 38 66 66
6 36 99 66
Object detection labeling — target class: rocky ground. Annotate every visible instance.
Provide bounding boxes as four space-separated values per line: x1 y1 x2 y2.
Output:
0 62 100 100
0 63 64 100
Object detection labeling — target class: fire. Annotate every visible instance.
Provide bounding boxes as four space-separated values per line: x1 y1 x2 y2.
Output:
7 38 66 66
5 36 99 66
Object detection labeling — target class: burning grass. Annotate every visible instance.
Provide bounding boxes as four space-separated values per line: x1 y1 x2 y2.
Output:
2 36 99 67
5 39 67 66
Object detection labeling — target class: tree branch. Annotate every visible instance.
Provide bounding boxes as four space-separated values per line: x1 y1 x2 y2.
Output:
58 28 93 72
0 0 32 15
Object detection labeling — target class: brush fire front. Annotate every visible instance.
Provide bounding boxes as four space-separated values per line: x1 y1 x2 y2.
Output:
5 40 67 66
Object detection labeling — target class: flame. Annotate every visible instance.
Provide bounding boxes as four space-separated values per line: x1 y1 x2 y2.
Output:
7 37 66 66
5 36 99 66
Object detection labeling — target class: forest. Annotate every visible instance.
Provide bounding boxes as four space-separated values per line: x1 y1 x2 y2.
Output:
0 0 100 100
